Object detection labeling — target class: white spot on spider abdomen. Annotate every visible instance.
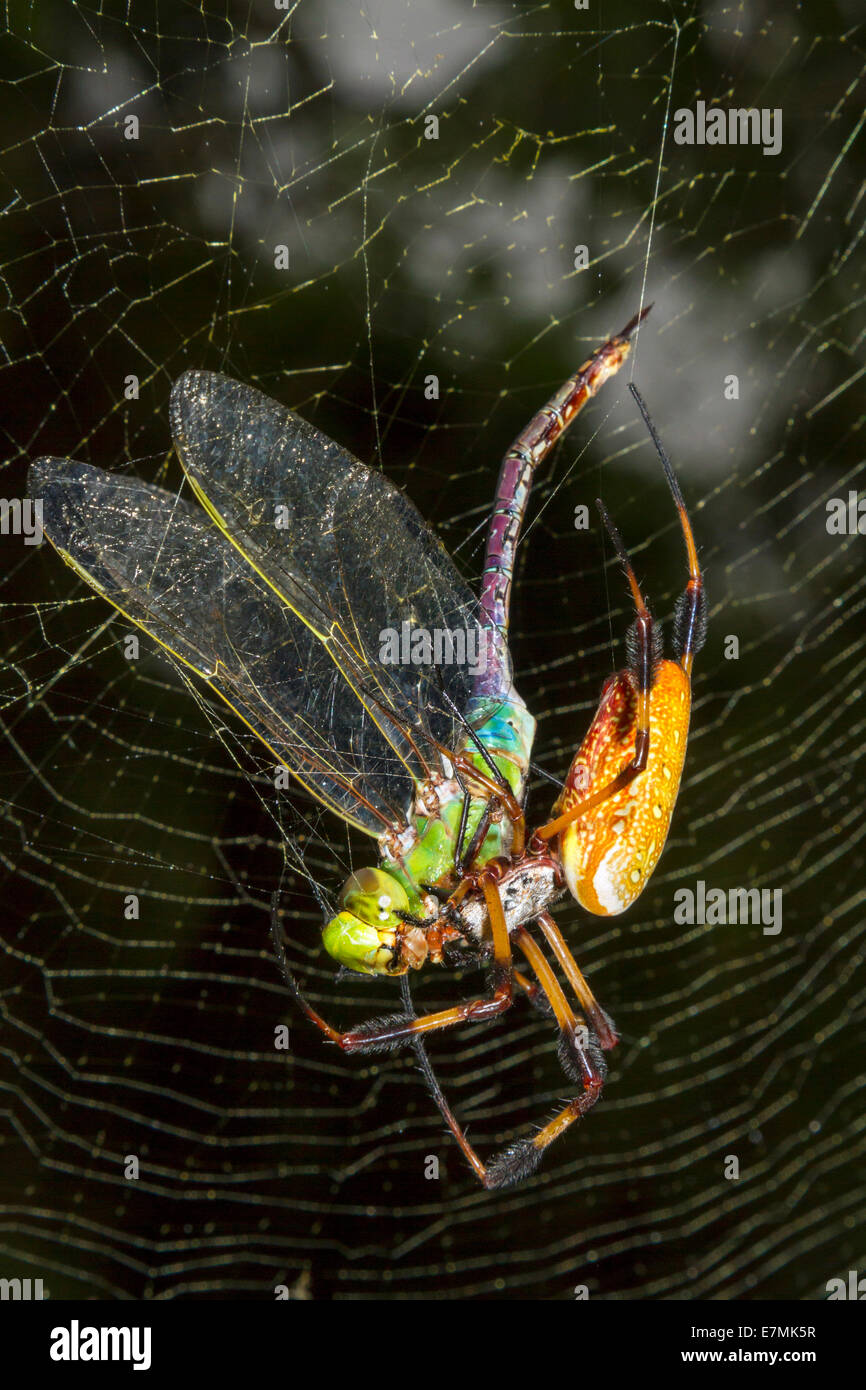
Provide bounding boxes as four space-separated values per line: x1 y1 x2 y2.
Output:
588 844 633 914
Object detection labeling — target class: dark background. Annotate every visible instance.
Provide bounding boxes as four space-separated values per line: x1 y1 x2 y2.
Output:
0 0 863 1299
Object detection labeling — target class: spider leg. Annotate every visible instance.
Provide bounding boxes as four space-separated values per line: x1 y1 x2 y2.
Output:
270 893 344 1044
399 974 488 1185
535 911 618 1051
482 1031 607 1189
447 926 610 1189
399 935 607 1189
274 893 608 1188
628 382 706 676
271 888 508 1054
309 874 516 1056
531 714 649 841
532 501 655 844
512 926 596 1083
513 965 554 1016
272 893 487 1185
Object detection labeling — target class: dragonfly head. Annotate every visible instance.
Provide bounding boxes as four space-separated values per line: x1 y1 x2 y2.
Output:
323 867 412 975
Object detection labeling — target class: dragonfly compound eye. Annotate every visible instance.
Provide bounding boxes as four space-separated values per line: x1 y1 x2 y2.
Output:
322 868 412 974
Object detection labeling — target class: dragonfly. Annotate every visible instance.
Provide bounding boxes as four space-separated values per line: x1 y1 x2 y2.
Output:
28 307 705 1187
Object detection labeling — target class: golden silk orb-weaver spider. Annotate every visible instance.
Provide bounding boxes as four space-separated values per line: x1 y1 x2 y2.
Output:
532 381 707 917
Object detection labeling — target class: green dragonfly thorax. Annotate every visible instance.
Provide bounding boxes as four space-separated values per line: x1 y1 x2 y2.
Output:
323 692 536 975
460 693 537 800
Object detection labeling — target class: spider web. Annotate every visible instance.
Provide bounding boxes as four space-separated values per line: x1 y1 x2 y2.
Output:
1 0 864 1301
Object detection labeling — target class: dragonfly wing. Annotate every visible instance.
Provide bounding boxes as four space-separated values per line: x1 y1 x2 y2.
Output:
29 458 417 837
170 371 508 770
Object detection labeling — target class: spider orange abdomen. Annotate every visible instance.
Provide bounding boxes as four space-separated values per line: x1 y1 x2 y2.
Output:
556 661 691 915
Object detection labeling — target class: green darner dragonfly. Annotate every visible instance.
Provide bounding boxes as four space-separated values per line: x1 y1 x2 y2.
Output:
28 306 705 1187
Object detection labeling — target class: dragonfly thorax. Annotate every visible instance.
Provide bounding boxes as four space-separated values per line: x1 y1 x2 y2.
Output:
324 690 539 975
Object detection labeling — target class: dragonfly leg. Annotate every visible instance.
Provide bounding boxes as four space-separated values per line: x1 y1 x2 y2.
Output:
451 773 473 874
338 872 515 1055
450 750 526 858
449 757 496 878
453 792 494 878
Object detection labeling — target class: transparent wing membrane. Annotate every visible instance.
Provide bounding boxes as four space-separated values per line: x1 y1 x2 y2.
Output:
170 371 504 763
28 459 421 836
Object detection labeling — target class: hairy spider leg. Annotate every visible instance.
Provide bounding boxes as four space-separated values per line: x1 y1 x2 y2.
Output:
533 500 655 845
482 1039 608 1189
272 875 516 1056
512 965 554 1015
531 390 706 917
401 928 608 1189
